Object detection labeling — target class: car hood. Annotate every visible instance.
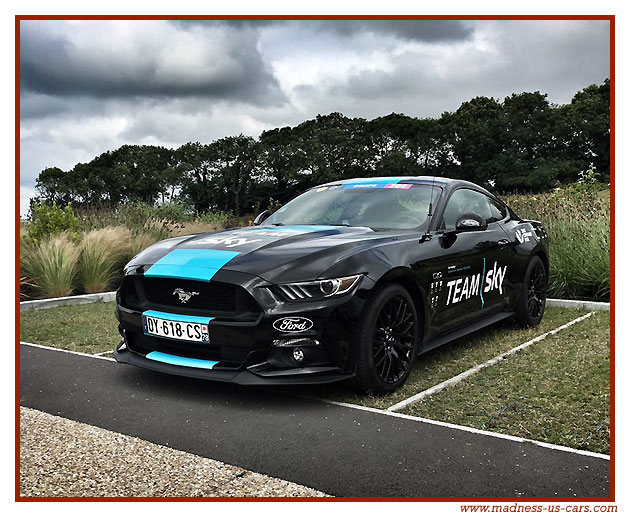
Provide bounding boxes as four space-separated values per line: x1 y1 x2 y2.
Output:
128 225 409 283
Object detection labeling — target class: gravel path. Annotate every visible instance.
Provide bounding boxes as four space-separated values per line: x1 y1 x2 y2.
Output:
20 407 328 498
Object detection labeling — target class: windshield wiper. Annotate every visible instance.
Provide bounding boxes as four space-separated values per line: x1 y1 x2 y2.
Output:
270 223 285 226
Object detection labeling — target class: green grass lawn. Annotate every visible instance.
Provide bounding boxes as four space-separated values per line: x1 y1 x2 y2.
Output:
401 311 610 454
298 306 589 409
20 302 119 355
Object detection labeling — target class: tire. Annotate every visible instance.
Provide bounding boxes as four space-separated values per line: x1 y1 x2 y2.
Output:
353 284 420 394
514 256 548 328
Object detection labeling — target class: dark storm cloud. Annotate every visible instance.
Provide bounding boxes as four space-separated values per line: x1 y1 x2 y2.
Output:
310 19 473 41
172 19 280 30
172 19 472 41
20 20 285 106
301 20 610 118
19 91 111 120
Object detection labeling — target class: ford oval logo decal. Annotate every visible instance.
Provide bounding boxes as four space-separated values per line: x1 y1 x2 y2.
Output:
273 317 314 333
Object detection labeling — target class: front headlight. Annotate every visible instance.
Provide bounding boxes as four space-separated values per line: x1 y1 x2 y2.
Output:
270 274 363 302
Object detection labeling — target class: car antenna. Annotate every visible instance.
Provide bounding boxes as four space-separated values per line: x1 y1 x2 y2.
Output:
420 174 437 243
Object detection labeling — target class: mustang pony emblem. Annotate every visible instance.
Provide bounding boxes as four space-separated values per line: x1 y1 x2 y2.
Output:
172 288 199 304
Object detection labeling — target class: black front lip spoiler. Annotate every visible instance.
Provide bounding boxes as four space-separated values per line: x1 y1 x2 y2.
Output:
114 348 354 386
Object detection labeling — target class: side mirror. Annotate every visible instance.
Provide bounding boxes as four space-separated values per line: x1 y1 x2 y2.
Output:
253 210 270 226
455 213 487 232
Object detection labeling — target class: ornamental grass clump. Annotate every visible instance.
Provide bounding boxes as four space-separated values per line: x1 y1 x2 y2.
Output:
501 187 610 301
21 233 81 298
545 202 609 301
79 227 132 293
130 232 159 257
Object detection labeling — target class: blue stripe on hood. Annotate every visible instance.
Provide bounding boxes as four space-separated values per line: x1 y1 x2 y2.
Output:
145 249 240 281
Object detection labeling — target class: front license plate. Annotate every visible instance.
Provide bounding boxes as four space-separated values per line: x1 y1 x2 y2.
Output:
142 315 210 343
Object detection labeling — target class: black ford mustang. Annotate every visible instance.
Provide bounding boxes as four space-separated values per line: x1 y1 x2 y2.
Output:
115 177 549 394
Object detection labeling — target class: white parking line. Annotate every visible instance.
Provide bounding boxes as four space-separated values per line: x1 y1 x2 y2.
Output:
93 350 115 356
386 312 594 412
20 342 116 362
305 396 610 460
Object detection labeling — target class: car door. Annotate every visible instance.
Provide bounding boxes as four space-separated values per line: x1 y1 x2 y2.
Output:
431 188 511 334
485 195 520 307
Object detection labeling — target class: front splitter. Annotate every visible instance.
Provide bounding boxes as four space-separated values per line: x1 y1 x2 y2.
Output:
114 348 354 386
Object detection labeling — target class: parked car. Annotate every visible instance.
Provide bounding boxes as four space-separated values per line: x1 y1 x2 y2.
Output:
115 176 549 394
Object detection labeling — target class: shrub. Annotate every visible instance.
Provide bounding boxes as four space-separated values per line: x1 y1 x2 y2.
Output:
28 202 79 241
75 202 195 235
578 163 600 185
79 227 132 293
197 210 231 228
170 221 226 237
21 233 81 298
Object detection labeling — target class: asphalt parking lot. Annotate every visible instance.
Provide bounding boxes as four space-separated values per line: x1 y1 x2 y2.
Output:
20 343 610 498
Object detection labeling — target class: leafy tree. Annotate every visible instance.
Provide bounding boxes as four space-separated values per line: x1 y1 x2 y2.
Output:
555 79 610 183
31 79 611 211
447 96 504 186
177 142 220 213
493 92 557 191
35 167 77 206
293 113 371 184
110 145 175 204
258 127 306 204
213 135 261 216
178 136 260 215
365 114 418 176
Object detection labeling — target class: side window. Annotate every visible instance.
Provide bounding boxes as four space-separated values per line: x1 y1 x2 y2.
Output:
441 189 493 230
487 198 508 223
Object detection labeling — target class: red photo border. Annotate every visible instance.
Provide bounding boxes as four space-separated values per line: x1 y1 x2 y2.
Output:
14 13 615 503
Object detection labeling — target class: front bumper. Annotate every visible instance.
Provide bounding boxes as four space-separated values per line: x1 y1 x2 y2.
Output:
114 279 372 384
113 345 354 385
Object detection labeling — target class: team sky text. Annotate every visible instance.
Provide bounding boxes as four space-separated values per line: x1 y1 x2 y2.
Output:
445 261 507 306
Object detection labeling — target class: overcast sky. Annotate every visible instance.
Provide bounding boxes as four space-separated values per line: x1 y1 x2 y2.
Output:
19 19 610 213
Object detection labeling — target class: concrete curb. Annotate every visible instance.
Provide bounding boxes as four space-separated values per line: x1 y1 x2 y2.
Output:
20 291 116 312
547 298 610 311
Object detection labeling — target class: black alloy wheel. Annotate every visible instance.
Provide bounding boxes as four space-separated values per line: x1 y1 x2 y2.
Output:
514 255 547 328
353 284 420 394
373 296 416 384
527 260 547 320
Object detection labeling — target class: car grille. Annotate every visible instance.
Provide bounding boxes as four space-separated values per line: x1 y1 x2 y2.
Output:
142 277 237 312
119 275 261 318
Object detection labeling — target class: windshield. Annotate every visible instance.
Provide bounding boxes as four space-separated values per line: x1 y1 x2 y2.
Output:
265 184 442 230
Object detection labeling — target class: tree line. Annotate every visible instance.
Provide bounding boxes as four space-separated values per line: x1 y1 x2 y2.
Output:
33 79 609 216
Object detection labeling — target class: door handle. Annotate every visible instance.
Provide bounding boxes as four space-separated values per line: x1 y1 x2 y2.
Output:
497 239 509 247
